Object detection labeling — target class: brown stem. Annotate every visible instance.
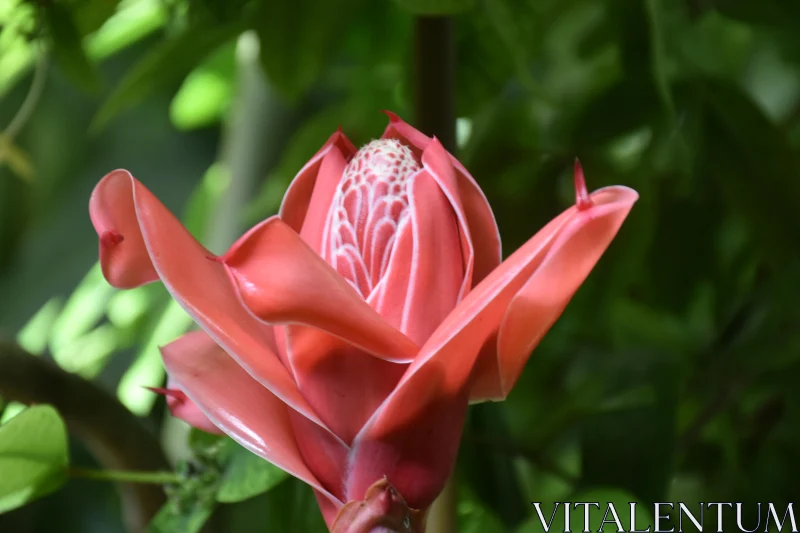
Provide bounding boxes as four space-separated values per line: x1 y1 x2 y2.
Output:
0 341 169 532
413 16 456 152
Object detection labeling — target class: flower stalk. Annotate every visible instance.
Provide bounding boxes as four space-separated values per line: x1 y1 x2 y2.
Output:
67 467 182 485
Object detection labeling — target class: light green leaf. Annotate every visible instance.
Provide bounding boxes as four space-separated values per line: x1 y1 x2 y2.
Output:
86 0 169 60
92 22 243 129
217 444 288 503
146 496 215 533
170 41 236 130
0 405 69 514
0 402 26 425
117 299 192 415
49 263 113 354
16 297 62 356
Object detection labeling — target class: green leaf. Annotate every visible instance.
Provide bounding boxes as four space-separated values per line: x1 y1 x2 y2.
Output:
16 297 62 355
92 22 243 130
117 298 190 415
85 0 169 60
0 405 69 514
170 40 236 131
68 0 122 35
188 429 226 458
146 496 215 533
261 477 327 531
254 0 367 99
392 0 475 15
44 4 101 92
217 443 288 503
49 263 118 377
458 485 507 533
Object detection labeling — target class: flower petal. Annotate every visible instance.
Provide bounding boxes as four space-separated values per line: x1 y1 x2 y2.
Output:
349 185 638 504
315 490 344 529
89 169 158 288
89 170 327 431
372 168 463 346
161 330 344 505
418 138 473 299
381 113 502 286
222 217 418 363
344 378 468 510
286 325 407 444
146 383 223 435
470 187 640 400
280 130 356 245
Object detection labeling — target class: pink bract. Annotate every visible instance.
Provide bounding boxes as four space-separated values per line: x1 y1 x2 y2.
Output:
89 113 638 528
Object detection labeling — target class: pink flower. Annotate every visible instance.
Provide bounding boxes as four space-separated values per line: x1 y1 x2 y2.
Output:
89 113 637 529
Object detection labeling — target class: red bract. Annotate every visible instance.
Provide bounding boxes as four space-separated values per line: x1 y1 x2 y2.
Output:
89 113 638 529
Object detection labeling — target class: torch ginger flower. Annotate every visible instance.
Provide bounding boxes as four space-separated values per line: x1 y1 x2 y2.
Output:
89 113 637 531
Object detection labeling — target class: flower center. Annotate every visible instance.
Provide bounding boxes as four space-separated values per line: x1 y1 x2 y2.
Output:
326 139 420 297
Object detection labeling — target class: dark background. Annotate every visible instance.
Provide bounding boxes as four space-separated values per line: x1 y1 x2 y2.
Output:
1 0 798 531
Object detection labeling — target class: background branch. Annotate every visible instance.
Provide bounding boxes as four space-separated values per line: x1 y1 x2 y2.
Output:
0 341 169 532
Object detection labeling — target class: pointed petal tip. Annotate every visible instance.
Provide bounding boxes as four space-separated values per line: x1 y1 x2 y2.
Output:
99 230 124 247
573 158 593 211
382 110 402 123
143 386 186 400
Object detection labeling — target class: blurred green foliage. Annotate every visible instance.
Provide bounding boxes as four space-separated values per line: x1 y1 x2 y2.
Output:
0 0 799 531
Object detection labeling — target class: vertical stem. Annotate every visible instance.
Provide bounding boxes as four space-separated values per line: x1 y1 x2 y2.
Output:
413 15 458 533
413 16 456 151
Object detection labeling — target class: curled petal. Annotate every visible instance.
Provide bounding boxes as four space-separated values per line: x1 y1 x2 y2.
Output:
88 170 326 430
491 189 636 396
146 383 222 435
90 169 158 288
222 217 418 363
162 330 345 505
350 185 638 504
